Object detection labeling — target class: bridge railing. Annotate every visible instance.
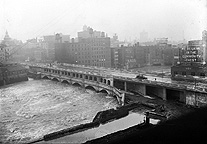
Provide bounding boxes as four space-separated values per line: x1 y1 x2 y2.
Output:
41 71 125 98
42 71 113 89
33 64 207 94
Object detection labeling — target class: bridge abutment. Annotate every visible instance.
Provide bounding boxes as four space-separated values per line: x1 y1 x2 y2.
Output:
121 93 125 106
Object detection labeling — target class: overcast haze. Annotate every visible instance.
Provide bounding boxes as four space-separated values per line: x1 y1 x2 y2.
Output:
0 0 206 42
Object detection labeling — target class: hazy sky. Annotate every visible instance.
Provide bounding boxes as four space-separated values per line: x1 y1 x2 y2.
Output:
0 0 206 42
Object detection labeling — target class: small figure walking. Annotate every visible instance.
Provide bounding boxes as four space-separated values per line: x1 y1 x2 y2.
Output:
155 78 156 81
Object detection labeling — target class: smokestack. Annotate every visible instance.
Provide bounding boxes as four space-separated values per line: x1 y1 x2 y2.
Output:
71 38 75 43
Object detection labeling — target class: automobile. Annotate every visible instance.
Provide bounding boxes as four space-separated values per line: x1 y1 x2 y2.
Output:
135 74 147 80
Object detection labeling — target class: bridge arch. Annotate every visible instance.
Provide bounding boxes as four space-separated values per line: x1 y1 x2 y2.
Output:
72 82 82 87
99 89 110 95
42 75 50 79
85 85 97 92
61 80 70 84
52 77 59 82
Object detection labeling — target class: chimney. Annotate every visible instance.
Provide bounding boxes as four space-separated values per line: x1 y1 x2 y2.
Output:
71 38 75 43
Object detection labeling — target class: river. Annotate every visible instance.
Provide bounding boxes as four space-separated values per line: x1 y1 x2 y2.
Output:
0 79 119 143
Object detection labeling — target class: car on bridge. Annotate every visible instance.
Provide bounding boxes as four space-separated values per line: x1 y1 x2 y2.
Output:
135 74 147 80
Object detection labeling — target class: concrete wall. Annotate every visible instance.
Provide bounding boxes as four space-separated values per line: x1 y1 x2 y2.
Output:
146 85 166 100
186 91 196 106
179 91 186 103
134 84 146 95
186 91 207 107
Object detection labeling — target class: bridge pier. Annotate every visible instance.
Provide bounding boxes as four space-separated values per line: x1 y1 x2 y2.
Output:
124 82 127 91
121 93 125 106
161 88 166 100
117 96 122 105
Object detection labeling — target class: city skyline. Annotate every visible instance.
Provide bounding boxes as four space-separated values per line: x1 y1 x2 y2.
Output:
0 0 206 42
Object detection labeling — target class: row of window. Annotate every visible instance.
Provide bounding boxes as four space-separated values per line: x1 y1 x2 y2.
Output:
69 43 107 47
184 59 199 62
71 47 108 51
174 71 205 77
92 63 105 67
185 55 200 58
4 70 27 76
77 55 105 59
186 47 200 50
43 69 111 85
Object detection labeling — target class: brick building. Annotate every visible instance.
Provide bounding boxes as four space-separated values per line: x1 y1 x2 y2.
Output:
111 45 137 69
171 32 207 78
55 37 111 67
111 42 176 69
43 33 70 61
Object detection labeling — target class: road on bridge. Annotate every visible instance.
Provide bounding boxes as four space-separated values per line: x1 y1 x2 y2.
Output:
25 62 207 90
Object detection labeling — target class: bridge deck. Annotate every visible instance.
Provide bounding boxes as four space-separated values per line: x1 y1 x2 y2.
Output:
28 63 207 94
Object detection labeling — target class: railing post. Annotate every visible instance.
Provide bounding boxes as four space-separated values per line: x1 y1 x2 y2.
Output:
145 112 150 125
121 93 125 106
124 81 127 91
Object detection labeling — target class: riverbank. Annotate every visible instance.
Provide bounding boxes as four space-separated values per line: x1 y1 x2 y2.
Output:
85 105 207 144
125 93 195 119
31 93 189 144
82 94 197 144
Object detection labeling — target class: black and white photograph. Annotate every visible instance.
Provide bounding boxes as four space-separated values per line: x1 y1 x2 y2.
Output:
0 0 207 143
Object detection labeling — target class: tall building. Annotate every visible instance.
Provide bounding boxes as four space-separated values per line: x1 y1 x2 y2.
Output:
55 37 111 68
78 25 105 40
0 31 22 63
43 33 70 61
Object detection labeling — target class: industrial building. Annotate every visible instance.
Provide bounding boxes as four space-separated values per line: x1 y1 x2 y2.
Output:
171 31 207 78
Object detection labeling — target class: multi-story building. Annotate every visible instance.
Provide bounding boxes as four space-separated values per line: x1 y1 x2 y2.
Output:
43 33 70 61
171 31 207 78
0 31 23 63
183 40 204 63
55 37 111 67
111 45 137 69
173 43 186 65
110 47 118 68
0 44 6 63
78 25 105 40
111 42 176 69
134 44 149 67
202 30 207 63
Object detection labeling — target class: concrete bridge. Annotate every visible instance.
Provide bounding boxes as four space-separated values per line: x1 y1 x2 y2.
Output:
38 67 125 105
29 64 207 107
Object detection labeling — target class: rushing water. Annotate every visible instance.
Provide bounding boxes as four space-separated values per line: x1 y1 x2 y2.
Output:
0 79 118 144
